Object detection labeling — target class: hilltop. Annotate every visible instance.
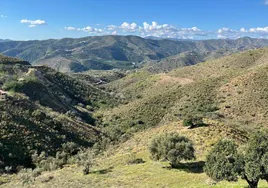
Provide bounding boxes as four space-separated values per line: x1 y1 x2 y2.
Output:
1 36 268 72
0 54 30 65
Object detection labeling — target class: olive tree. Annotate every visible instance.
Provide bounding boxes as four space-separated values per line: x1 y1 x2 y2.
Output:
205 130 268 188
149 132 195 167
204 140 243 182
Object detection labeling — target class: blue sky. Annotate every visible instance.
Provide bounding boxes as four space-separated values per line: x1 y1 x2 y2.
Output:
0 0 268 40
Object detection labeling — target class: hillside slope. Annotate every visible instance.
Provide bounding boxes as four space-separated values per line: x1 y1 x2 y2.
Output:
2 120 263 188
103 48 268 137
0 55 116 170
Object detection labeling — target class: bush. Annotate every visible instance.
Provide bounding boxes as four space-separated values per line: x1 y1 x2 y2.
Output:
182 116 204 128
31 142 79 173
18 168 35 185
61 142 79 156
125 152 145 165
74 149 95 175
149 133 195 168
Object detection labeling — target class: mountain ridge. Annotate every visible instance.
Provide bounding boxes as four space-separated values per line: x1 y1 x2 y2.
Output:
1 35 268 72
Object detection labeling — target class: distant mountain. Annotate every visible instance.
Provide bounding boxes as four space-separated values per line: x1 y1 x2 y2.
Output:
0 39 11 42
146 48 236 73
0 35 268 72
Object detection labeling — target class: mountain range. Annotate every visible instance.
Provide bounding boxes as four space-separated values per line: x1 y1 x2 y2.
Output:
1 36 268 72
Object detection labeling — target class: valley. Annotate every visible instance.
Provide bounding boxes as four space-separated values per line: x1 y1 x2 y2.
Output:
1 35 268 187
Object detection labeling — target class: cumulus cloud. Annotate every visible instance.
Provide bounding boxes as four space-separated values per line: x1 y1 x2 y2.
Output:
120 22 138 32
139 21 203 39
216 27 241 39
64 25 104 34
248 27 268 33
79 26 103 33
64 21 268 39
21 19 46 27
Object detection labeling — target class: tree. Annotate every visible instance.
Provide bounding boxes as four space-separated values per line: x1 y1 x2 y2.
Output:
204 140 243 182
149 133 195 167
205 130 268 188
241 130 268 188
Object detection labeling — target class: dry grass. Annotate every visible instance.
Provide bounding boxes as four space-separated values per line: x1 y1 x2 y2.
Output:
1 120 264 188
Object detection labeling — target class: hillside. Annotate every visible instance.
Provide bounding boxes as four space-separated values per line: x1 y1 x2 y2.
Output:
0 54 30 65
2 48 268 187
103 48 268 137
1 36 268 72
145 48 237 73
0 55 117 170
3 120 260 188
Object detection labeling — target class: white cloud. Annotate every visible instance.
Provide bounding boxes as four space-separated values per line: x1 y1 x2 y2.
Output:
64 26 76 31
218 27 235 34
265 0 268 5
120 22 138 32
0 15 7 18
64 21 204 39
64 25 104 34
107 25 117 31
21 19 46 27
79 26 103 33
248 27 268 33
140 21 203 39
240 28 247 32
216 27 241 39
63 21 268 39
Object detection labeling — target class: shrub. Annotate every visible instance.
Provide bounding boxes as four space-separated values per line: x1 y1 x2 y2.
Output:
182 116 204 128
149 133 195 168
125 152 145 165
32 109 47 121
74 149 95 175
18 168 35 185
61 142 79 156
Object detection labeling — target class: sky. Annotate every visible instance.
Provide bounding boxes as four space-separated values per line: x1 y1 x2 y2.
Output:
0 0 268 40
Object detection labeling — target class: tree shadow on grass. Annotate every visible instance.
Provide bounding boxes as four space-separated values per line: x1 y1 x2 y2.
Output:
163 161 205 174
91 167 114 174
